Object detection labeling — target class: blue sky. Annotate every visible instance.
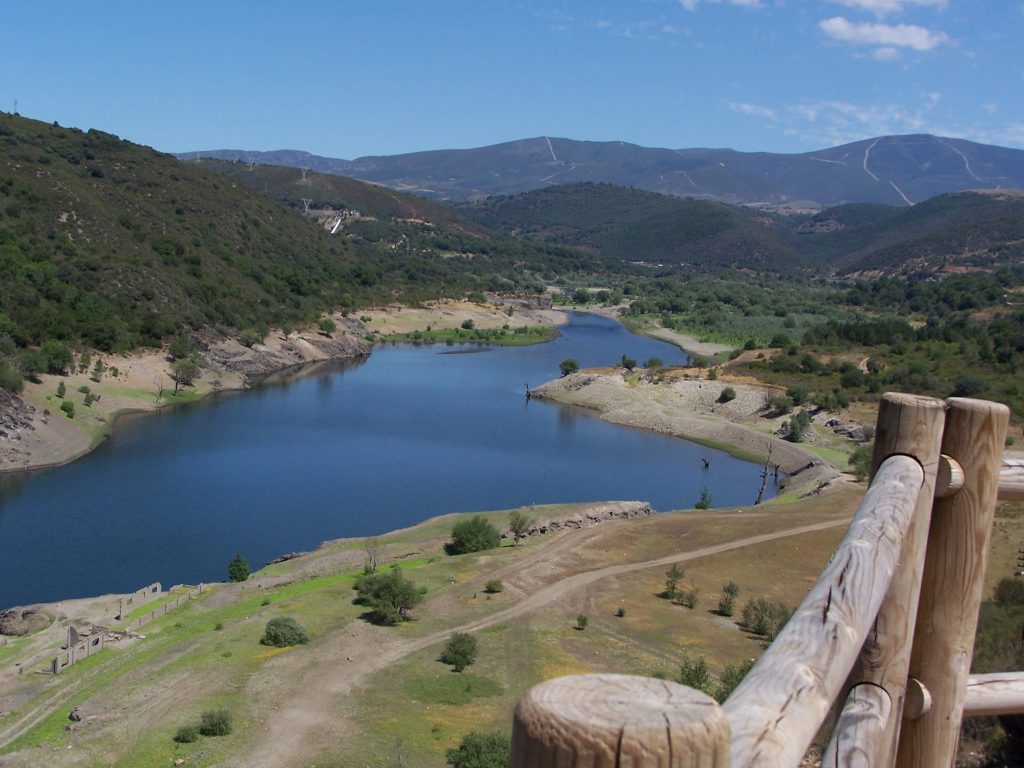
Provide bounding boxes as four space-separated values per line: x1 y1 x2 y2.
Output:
2 1 1022 158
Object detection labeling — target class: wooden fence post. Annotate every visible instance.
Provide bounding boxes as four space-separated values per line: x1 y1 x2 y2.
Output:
825 393 946 765
895 397 1009 768
512 674 729 767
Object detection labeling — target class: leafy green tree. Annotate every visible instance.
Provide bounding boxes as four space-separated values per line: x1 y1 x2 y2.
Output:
318 317 337 335
171 357 201 393
448 516 501 555
573 287 591 304
559 358 580 376
0 361 21 393
676 655 713 695
228 553 250 582
239 328 263 348
91 358 105 382
576 614 589 630
714 659 756 703
484 580 503 594
849 443 873 481
508 509 533 545
59 400 75 418
440 631 478 672
718 386 736 403
445 731 511 768
56 380 66 398
169 333 192 360
40 340 74 375
354 566 424 625
461 318 475 330
620 354 637 371
173 724 199 743
644 357 663 369
695 487 712 510
260 616 309 647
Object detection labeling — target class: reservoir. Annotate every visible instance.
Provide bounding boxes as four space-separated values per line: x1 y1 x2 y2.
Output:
0 313 777 608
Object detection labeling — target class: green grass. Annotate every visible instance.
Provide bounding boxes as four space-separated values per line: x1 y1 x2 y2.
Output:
382 325 557 347
403 672 502 706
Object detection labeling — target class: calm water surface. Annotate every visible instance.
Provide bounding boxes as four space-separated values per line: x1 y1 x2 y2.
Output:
0 313 776 608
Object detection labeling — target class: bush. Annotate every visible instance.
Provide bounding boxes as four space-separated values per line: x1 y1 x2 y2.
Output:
260 616 309 647
714 658 756 703
788 409 812 443
664 563 684 600
198 709 232 737
227 553 250 582
850 443 873 481
676 655 713 695
440 631 478 672
615 606 626 617
318 317 337 335
994 578 1024 608
644 357 663 369
173 724 200 743
770 395 793 416
56 380 66 398
677 588 699 609
576 614 589 630
484 579 503 594
353 567 424 625
718 386 736 403
559 358 580 376
445 731 511 768
461 319 475 330
620 354 637 371
694 487 712 510
239 328 263 348
741 598 792 640
717 593 735 617
448 516 501 555
508 509 533 544
723 581 740 597
60 400 75 418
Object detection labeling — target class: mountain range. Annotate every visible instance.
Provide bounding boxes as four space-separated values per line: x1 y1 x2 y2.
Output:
181 134 1024 208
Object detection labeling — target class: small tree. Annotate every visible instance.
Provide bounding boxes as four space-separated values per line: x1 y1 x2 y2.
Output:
171 357 201 393
678 587 700 609
714 658 756 703
60 400 75 419
644 357 663 369
354 566 424 625
318 317 337 335
718 386 736 403
228 554 250 582
260 616 309 647
169 333 192 360
620 354 637 371
576 614 589 630
440 631 478 672
448 516 501 555
508 509 533 545
664 563 684 600
446 731 511 768
56 380 66 398
695 487 712 510
484 580 504 594
174 724 199 743
91 358 105 382
676 655 713 695
559 358 580 376
461 318 475 330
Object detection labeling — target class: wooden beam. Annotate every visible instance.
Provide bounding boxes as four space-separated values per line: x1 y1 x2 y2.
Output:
964 672 1024 718
1000 457 1024 501
723 454 924 768
825 393 946 766
895 398 1009 768
511 673 730 767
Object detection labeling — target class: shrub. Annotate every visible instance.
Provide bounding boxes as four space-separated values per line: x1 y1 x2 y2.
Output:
615 606 626 618
770 395 793 416
576 614 589 630
440 631 478 672
227 554 250 582
461 319 475 330
786 384 808 405
60 400 75 418
173 724 200 743
718 386 736 403
559 358 580 376
56 380 66 398
620 354 637 371
318 317 337 335
695 487 712 510
198 709 232 737
741 598 792 640
664 563 684 600
77 385 90 394
677 587 700 609
448 516 501 555
717 593 735 617
445 731 511 768
676 655 713 695
508 509 533 544
239 328 263 348
644 357 663 369
484 579 503 594
723 581 740 597
850 443 873 481
714 658 756 703
260 616 309 647
353 567 424 625
994 578 1024 608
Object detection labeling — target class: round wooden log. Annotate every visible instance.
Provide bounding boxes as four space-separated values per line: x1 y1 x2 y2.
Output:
964 672 1024 718
821 683 892 768
934 454 964 499
832 393 946 765
723 454 924 768
895 397 1009 768
903 677 932 720
1000 457 1024 501
512 674 730 768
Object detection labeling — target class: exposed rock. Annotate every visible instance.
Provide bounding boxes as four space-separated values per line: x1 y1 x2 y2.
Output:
68 706 82 722
0 606 51 636
501 501 652 540
0 389 35 442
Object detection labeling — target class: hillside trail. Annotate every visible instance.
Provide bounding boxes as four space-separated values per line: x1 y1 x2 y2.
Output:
237 516 848 768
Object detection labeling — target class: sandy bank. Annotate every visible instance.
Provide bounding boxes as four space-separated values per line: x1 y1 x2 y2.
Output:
533 368 847 495
582 306 733 357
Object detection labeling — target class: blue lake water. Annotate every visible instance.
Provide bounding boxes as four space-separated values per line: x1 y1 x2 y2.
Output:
0 312 776 608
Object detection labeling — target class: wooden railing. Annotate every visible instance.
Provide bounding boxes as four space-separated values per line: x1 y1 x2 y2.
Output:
511 394 1024 767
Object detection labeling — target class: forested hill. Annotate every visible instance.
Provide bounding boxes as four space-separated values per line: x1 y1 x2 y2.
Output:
0 113 603 389
457 183 805 272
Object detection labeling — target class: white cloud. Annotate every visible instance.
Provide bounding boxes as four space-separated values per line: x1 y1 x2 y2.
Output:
729 102 779 120
828 0 948 17
983 103 998 115
871 46 901 60
820 16 950 51
679 0 766 10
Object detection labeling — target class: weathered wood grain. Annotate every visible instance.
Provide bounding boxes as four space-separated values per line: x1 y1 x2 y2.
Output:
512 673 729 767
826 393 946 765
722 454 924 768
823 683 892 768
964 672 1024 718
1000 457 1024 501
895 398 1009 768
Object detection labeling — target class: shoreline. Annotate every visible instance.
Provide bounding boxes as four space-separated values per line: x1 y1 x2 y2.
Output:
580 305 734 359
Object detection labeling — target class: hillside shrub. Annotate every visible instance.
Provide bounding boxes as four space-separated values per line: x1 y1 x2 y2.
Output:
741 597 792 640
446 731 510 768
676 655 713 695
718 386 736 403
353 566 424 625
60 400 74 418
714 658 756 703
440 631 478 672
559 358 580 376
198 709 232 737
447 516 501 555
173 724 199 743
227 554 250 582
484 579 503 594
576 614 589 630
260 616 308 647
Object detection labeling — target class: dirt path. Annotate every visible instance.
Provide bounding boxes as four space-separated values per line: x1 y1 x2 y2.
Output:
237 517 849 768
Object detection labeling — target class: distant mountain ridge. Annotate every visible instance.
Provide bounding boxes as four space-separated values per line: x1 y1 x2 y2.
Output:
180 134 1024 207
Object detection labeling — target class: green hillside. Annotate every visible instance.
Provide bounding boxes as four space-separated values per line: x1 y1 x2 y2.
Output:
458 183 804 271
